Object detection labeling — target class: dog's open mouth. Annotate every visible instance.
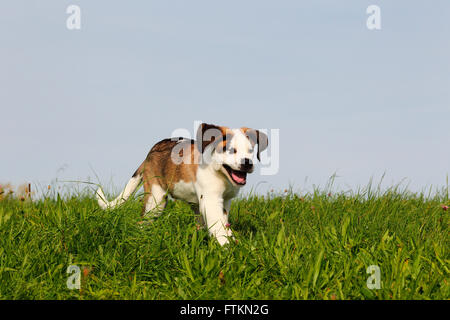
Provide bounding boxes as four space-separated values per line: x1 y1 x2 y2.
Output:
223 164 247 185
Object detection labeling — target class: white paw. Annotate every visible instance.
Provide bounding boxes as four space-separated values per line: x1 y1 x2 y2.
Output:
216 235 230 246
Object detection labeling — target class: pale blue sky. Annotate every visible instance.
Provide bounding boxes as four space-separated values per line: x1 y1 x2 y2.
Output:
1 1 449 194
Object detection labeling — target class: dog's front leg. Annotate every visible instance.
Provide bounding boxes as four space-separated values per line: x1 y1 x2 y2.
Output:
199 195 232 246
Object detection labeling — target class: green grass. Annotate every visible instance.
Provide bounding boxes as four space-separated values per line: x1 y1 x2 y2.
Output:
0 185 448 300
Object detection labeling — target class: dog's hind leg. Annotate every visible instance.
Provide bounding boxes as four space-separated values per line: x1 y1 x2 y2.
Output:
142 183 167 219
96 168 143 210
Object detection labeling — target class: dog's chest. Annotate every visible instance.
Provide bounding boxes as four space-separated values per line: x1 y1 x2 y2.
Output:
172 180 198 204
223 183 240 200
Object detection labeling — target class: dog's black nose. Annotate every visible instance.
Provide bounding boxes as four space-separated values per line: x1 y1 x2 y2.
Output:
240 158 253 172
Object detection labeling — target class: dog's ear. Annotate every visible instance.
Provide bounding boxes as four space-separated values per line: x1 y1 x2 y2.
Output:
242 128 269 161
196 123 228 153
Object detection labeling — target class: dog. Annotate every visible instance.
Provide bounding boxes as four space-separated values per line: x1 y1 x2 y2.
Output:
96 123 268 245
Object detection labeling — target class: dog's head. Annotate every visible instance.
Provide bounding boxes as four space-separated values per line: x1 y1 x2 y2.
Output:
196 123 268 186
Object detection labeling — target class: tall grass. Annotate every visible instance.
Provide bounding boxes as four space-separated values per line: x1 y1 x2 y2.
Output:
0 182 448 299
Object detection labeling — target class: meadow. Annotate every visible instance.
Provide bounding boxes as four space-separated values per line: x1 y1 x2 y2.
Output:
0 183 448 300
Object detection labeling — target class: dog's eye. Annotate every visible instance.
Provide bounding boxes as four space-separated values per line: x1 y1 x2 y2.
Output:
228 147 237 154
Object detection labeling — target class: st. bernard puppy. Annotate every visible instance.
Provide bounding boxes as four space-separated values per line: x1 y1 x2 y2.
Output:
96 123 268 245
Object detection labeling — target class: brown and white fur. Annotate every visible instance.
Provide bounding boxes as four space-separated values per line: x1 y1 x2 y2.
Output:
96 123 268 246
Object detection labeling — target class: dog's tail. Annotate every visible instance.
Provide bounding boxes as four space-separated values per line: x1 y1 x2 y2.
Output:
96 164 144 210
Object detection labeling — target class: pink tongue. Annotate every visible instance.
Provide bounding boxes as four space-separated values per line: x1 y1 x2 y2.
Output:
231 171 246 184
